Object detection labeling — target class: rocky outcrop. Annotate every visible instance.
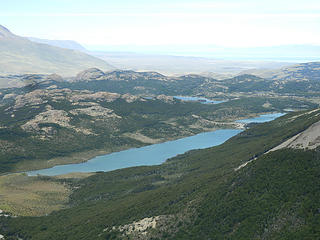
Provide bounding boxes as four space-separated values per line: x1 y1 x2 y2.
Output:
70 106 121 118
75 68 105 81
121 93 140 103
68 91 120 102
21 108 95 137
21 109 71 131
14 89 48 109
104 216 167 238
156 95 174 103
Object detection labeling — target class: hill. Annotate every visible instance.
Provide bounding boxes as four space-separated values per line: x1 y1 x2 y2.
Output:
0 25 114 76
54 68 320 97
1 108 320 239
242 62 320 81
2 65 320 98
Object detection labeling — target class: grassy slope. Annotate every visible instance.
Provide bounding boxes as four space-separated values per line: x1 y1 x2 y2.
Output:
2 109 320 239
0 174 70 216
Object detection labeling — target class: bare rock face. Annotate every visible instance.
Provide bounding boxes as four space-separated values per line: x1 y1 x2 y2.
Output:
269 109 320 152
75 68 105 81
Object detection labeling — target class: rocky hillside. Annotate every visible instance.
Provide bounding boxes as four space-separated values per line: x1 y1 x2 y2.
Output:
62 68 320 96
2 78 310 173
0 25 114 76
2 65 320 97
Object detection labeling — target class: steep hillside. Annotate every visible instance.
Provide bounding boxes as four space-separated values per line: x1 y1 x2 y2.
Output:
1 109 320 239
0 25 114 76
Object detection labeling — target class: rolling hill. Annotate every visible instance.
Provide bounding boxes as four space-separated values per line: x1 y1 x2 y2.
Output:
242 62 320 81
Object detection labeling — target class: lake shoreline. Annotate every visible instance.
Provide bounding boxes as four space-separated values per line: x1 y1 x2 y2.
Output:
27 129 243 176
10 111 282 176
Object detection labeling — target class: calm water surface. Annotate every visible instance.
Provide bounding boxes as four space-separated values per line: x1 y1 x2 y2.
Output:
28 113 283 176
173 96 226 104
236 113 285 124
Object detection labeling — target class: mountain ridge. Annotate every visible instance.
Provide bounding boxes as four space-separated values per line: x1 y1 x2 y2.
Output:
0 25 114 76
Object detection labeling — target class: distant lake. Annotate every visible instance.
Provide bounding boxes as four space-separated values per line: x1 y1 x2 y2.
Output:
174 96 226 104
27 113 283 176
236 113 285 123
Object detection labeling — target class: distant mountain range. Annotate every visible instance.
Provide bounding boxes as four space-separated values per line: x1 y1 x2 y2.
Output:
26 35 294 76
0 25 114 76
27 37 87 52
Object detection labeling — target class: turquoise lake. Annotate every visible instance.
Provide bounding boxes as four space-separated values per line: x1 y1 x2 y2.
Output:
27 113 283 176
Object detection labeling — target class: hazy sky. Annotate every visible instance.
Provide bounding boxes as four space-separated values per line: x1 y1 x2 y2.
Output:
1 0 320 49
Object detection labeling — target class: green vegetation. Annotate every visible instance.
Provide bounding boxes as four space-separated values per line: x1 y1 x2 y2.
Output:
1 109 320 239
0 79 314 174
0 66 320 239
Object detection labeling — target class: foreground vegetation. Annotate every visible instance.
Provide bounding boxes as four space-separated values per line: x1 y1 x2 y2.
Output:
0 174 70 216
1 109 319 239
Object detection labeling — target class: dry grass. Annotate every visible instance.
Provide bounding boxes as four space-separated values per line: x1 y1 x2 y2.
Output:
122 132 162 144
0 173 70 216
54 172 96 179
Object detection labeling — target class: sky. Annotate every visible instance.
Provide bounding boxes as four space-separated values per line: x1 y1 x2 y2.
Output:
1 0 320 53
